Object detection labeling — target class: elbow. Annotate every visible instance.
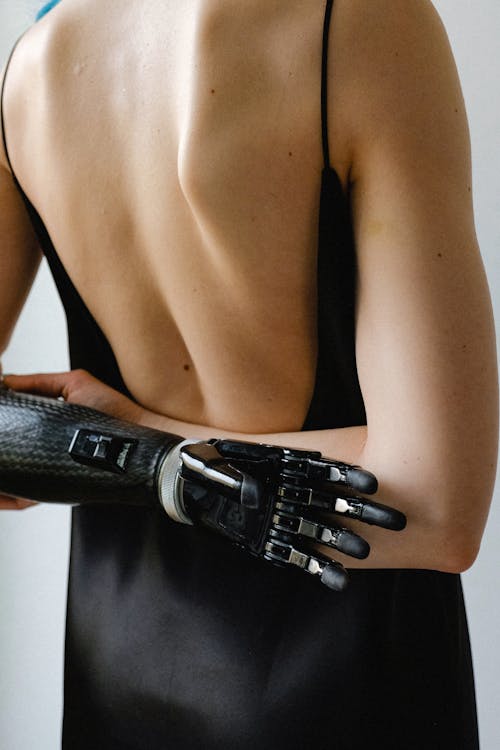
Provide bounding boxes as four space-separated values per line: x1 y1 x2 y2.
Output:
395 480 491 574
426 476 495 574
422 505 485 574
359 435 497 574
436 540 480 574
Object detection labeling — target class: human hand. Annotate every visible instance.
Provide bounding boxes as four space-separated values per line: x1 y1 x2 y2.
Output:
0 495 37 510
3 369 146 424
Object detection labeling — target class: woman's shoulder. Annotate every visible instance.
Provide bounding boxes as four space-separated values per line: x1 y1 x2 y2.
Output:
327 0 464 180
332 0 458 122
0 22 45 173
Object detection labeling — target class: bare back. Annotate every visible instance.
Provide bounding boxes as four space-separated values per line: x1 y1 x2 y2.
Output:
3 0 353 432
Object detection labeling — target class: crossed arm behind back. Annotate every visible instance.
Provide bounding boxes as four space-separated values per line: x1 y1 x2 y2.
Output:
119 0 499 572
0 0 498 572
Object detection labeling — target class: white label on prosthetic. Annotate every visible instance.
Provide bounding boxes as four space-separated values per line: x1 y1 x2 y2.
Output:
335 498 350 514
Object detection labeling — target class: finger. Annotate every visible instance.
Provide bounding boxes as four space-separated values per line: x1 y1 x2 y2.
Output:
263 530 349 592
278 485 407 531
320 562 349 591
331 495 407 531
2 372 72 399
0 497 21 509
0 496 38 510
280 453 379 495
180 443 260 508
343 466 378 494
14 499 38 509
272 507 370 559
322 463 378 494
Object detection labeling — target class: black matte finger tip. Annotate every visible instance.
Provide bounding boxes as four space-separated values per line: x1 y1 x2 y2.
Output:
348 468 378 495
339 532 370 560
321 564 349 592
391 511 407 532
377 507 407 531
361 502 405 531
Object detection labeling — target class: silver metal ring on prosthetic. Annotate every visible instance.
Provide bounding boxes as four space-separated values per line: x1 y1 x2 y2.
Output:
158 439 202 524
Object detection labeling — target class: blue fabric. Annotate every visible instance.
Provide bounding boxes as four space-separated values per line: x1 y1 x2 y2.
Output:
36 0 62 21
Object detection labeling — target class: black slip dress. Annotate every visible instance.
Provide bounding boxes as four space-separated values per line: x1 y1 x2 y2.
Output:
1 2 479 747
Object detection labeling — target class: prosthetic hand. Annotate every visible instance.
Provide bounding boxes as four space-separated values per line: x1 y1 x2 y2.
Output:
0 388 406 591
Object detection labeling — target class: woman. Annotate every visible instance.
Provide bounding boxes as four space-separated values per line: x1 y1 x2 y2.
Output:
0 0 497 748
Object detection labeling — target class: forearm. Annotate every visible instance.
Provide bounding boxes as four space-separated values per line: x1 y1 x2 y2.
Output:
0 384 391 590
4 368 493 574
136 409 490 573
131 410 420 568
0 167 42 355
143 412 367 465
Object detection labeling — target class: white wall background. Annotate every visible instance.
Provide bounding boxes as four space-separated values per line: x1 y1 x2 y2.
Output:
0 1 498 748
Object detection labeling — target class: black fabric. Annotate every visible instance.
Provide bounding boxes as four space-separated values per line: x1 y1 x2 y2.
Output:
1 1 479 747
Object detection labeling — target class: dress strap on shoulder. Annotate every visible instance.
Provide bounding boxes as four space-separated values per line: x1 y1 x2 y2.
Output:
321 0 334 170
1 34 26 176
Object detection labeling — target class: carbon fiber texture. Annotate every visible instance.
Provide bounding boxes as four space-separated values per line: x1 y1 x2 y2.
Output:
0 388 181 506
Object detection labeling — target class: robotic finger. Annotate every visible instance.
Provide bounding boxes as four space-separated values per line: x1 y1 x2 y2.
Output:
271 506 370 559
213 440 378 494
174 440 406 590
0 390 407 592
179 442 406 532
263 531 349 592
277 484 407 531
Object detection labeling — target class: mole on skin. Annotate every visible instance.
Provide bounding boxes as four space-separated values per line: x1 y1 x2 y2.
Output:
183 364 190 372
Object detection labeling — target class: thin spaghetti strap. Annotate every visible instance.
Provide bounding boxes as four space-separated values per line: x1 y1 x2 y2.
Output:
1 35 25 176
321 0 334 170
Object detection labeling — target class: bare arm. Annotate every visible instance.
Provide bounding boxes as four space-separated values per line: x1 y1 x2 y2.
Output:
5 1 498 567
126 0 499 572
0 145 41 351
0 62 43 508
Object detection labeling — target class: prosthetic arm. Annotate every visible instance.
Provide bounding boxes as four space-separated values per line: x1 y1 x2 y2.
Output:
0 388 406 591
